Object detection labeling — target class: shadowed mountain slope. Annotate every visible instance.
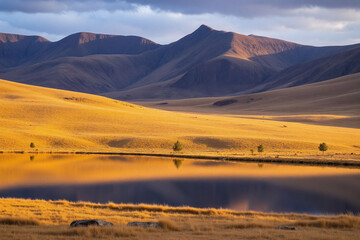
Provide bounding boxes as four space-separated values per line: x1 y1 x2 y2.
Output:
0 32 159 69
0 25 359 99
0 33 50 68
258 46 360 91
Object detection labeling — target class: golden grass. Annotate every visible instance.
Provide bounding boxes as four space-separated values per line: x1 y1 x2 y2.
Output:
0 217 39 226
158 219 180 231
44 226 137 238
294 216 360 228
0 198 359 240
0 79 359 160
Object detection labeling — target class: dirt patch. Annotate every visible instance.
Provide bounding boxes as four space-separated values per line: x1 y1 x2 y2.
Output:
108 139 133 148
193 137 232 149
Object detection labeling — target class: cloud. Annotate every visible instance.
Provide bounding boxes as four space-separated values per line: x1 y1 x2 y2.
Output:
1 0 359 16
124 0 360 18
0 0 135 13
0 0 359 46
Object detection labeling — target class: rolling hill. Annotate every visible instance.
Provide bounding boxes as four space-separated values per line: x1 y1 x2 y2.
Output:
0 78 359 154
1 25 358 99
139 73 360 128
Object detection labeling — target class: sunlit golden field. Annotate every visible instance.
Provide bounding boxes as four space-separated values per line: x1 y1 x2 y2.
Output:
0 79 359 159
0 198 359 240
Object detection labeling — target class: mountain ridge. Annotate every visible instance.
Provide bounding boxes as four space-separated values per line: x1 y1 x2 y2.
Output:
0 25 359 100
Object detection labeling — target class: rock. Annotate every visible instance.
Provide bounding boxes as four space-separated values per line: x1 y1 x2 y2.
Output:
127 221 160 228
70 219 113 227
276 225 297 230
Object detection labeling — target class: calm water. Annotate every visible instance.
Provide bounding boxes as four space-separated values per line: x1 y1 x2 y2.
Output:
0 154 359 214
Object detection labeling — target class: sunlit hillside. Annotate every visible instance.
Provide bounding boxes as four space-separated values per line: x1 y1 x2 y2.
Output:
0 79 359 156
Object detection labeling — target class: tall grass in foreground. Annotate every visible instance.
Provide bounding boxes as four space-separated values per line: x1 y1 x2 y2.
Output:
0 217 39 226
44 226 136 238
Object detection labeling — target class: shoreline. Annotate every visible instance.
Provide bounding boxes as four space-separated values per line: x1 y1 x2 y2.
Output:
1 150 360 168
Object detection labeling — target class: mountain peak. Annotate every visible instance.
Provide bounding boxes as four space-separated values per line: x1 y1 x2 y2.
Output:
0 33 50 43
186 24 215 40
196 24 214 32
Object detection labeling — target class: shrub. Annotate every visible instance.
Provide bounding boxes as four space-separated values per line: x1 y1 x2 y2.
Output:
173 141 183 151
257 144 264 154
318 142 328 154
250 149 254 155
30 142 35 148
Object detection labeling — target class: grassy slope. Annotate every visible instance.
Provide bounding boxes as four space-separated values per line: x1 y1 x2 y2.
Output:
0 78 359 156
138 73 360 128
0 198 359 240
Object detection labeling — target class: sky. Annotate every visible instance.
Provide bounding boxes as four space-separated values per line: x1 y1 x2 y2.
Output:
0 0 359 46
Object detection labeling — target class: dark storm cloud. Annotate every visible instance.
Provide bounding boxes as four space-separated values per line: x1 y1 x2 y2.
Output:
126 0 360 17
0 0 359 15
0 0 135 13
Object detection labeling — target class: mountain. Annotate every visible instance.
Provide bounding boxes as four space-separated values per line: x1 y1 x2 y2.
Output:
0 32 159 69
0 25 359 99
0 33 50 68
256 46 360 91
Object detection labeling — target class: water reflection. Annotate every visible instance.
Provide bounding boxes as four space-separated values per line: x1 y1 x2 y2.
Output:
173 159 183 169
1 176 359 214
0 154 360 214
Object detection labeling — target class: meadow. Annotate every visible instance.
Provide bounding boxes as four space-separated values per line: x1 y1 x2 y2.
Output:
1 198 360 240
0 79 359 160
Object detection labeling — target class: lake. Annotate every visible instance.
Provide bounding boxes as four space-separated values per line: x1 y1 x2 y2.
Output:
0 154 359 214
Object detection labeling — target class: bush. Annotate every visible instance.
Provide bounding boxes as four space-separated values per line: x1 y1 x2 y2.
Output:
318 142 328 154
30 142 35 148
257 144 264 154
173 141 183 151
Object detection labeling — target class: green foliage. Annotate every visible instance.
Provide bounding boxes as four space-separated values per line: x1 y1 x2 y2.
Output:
257 144 264 153
173 140 183 151
30 142 35 148
318 142 328 154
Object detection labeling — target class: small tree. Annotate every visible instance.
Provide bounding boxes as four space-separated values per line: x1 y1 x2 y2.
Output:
257 144 264 154
318 142 328 155
30 142 35 149
173 140 183 151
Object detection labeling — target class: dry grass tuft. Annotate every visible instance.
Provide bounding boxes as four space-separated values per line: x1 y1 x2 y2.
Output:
158 219 180 231
0 217 39 226
44 226 136 237
294 216 360 229
226 222 270 229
